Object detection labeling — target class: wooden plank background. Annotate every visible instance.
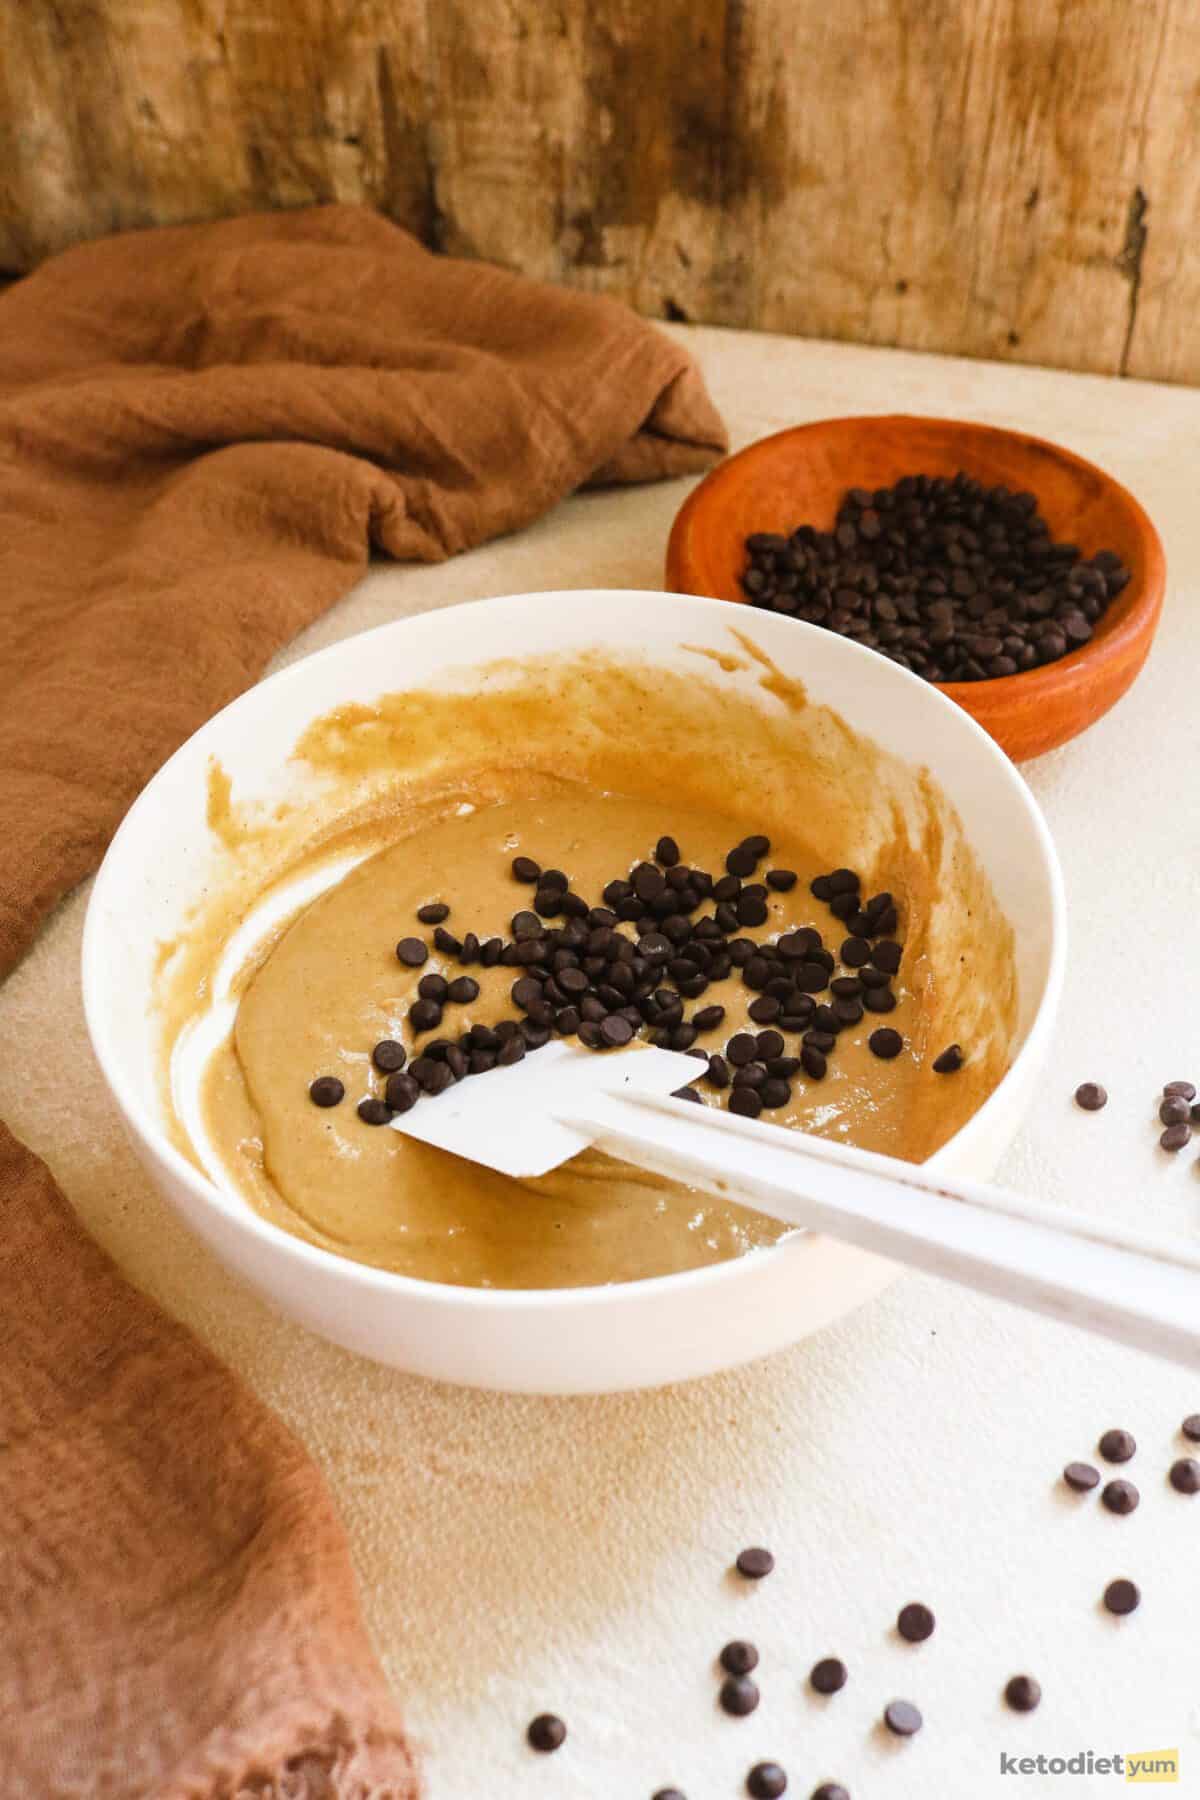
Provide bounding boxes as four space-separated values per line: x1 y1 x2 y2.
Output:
3 0 1197 382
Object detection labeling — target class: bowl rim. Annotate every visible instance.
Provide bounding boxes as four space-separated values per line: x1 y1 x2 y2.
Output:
665 412 1167 709
82 587 1067 1313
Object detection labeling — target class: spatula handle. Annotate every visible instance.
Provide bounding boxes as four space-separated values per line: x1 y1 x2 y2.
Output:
563 1089 1200 1370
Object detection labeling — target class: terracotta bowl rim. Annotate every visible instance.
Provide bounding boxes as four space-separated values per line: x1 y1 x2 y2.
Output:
666 412 1167 714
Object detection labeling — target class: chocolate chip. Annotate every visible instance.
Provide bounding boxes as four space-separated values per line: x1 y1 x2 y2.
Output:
655 835 680 866
896 1602 934 1642
862 986 897 1013
1164 1079 1197 1101
839 936 871 968
883 1700 922 1737
738 893 769 927
384 1071 420 1113
419 972 449 1002
1102 1578 1140 1615
1074 1082 1107 1111
693 1004 726 1033
811 1788 849 1800
395 937 428 967
1101 1479 1139 1515
746 1763 788 1798
801 1045 828 1080
416 902 449 923
512 856 541 883
1182 1415 1200 1442
868 1027 903 1060
705 1054 731 1089
1160 1122 1192 1152
1063 1461 1101 1492
1169 1457 1200 1494
527 1713 566 1752
727 1032 759 1066
735 1546 774 1579
726 845 758 877
766 868 797 890
497 1034 526 1066
721 1640 759 1676
809 1657 847 1695
446 976 479 1004
1098 1428 1136 1463
601 1013 635 1046
1160 1095 1191 1125
372 1041 407 1074
308 1075 344 1107
1004 1675 1041 1713
720 1676 760 1717
356 1097 392 1125
653 1790 687 1800
730 1088 764 1118
871 939 902 974
748 995 781 1024
932 1044 963 1074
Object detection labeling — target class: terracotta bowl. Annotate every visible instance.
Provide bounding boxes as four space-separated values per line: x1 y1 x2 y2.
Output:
665 415 1166 761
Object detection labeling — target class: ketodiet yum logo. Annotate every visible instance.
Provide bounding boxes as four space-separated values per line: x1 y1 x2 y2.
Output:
999 1747 1179 1782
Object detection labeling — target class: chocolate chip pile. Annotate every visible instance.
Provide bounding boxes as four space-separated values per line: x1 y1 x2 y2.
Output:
740 471 1132 683
308 835 966 1127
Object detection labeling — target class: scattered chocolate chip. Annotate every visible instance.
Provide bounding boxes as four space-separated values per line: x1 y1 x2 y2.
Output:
868 1027 903 1060
693 1004 726 1033
356 1097 392 1126
720 1675 760 1717
1102 1578 1140 1615
883 1699 922 1737
801 1044 828 1081
896 1602 935 1642
932 1044 963 1074
735 1546 774 1580
655 834 681 866
308 1075 345 1108
1004 1675 1041 1713
1160 1122 1192 1152
1101 1479 1139 1515
1169 1457 1200 1494
672 1084 703 1102
653 1790 687 1800
433 926 463 955
721 1640 759 1676
1063 1461 1101 1492
1164 1080 1197 1101
371 1041 407 1074
747 1763 788 1798
809 1657 847 1696
446 976 480 1004
1074 1082 1107 1111
1160 1095 1191 1125
527 1713 566 1752
395 937 428 967
384 1071 420 1113
810 1787 849 1800
416 902 449 924
512 856 541 883
766 868 797 890
1182 1415 1200 1442
408 997 442 1034
871 939 902 974
1098 1429 1136 1463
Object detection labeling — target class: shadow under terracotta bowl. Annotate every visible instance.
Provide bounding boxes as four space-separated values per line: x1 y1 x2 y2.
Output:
665 414 1166 761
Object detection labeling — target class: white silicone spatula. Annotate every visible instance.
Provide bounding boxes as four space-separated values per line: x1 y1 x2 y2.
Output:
391 1041 1200 1369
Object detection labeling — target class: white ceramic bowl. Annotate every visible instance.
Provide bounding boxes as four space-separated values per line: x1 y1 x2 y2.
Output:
83 589 1065 1394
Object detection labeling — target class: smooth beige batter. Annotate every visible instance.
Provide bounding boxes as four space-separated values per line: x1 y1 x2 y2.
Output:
167 637 1018 1289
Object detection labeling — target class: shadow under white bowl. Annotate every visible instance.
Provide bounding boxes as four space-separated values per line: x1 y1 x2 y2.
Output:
82 588 1066 1394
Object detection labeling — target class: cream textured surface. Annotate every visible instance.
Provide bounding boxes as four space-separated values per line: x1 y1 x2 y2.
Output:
3 328 1198 1799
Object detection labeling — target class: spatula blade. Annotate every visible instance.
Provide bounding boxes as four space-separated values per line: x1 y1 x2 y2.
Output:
389 1041 699 1177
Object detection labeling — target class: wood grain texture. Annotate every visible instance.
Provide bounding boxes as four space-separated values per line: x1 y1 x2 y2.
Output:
2 0 1197 382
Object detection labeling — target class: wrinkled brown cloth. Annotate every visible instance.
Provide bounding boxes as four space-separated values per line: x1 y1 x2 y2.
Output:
0 206 725 1797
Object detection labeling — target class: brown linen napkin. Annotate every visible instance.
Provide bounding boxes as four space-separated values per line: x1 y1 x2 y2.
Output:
0 206 725 1796
0 201 725 978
